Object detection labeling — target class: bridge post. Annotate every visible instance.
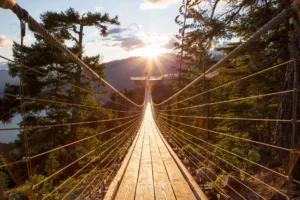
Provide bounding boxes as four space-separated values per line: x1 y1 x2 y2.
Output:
0 178 3 200
204 76 210 141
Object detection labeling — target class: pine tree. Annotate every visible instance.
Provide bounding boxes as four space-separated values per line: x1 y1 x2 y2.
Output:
0 7 121 197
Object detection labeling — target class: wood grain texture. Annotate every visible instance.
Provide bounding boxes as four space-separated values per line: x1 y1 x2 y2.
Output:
104 93 207 200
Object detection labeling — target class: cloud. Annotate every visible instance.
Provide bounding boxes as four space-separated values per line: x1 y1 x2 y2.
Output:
162 37 177 49
140 0 181 10
88 36 147 51
108 28 127 35
216 41 229 48
114 36 147 51
0 62 8 70
0 35 13 47
95 6 104 11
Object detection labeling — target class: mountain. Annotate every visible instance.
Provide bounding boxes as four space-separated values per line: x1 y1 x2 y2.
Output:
0 67 19 92
0 54 178 92
0 52 223 91
105 53 178 90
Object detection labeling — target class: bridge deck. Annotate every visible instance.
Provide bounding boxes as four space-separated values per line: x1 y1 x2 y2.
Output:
104 93 207 200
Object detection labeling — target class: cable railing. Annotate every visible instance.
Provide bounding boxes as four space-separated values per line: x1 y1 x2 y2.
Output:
152 59 299 199
155 118 262 200
0 0 299 199
0 2 146 199
151 1 300 198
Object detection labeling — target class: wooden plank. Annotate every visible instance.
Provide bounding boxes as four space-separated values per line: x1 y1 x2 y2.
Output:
104 119 142 200
149 116 176 200
153 117 208 200
114 118 147 200
136 115 155 200
105 92 207 200
150 118 196 200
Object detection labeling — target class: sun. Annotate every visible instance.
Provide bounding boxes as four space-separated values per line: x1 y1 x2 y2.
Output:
140 46 161 59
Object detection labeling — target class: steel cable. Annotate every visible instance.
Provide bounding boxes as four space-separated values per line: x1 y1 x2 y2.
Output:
157 119 265 200
0 55 141 110
157 117 289 198
61 121 139 199
0 117 139 169
156 114 298 154
153 0 300 106
159 60 294 108
40 120 138 199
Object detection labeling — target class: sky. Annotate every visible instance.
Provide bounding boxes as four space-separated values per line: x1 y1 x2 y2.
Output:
0 0 185 64
0 0 186 143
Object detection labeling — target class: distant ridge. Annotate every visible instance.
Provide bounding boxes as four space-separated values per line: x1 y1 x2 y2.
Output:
105 53 178 90
0 54 178 92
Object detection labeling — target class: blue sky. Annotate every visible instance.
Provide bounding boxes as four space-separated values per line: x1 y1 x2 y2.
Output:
0 0 185 63
0 0 186 143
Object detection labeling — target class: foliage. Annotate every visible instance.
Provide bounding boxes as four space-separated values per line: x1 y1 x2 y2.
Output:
0 7 127 199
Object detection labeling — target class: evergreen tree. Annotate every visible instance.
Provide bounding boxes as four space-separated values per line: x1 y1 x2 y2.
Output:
0 8 121 198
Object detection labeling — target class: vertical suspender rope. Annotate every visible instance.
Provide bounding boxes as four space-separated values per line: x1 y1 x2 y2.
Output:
19 16 32 182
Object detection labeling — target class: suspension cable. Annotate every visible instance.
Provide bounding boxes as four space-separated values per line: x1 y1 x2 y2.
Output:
0 92 136 114
157 117 289 198
39 120 138 199
161 60 294 108
157 119 265 199
73 122 139 199
0 114 139 131
0 55 141 110
60 121 139 200
3 4 143 108
158 115 296 175
159 90 293 112
156 114 298 154
0 117 139 169
156 119 251 200
153 0 300 106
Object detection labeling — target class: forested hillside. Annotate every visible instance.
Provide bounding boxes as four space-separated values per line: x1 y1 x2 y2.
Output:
152 0 300 199
0 7 143 199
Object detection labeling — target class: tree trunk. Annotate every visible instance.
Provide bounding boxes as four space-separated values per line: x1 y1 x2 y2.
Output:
69 24 84 173
276 22 300 175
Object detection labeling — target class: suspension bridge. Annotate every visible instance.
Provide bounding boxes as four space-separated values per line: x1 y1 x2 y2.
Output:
0 0 299 199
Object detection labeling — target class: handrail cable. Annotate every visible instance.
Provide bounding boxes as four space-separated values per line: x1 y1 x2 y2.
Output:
161 60 294 108
153 0 300 106
156 119 266 199
157 114 296 177
59 121 139 199
156 114 299 154
158 90 293 112
5 4 144 108
157 117 289 198
74 122 139 199
48 121 140 199
89 116 145 196
151 114 240 199
158 112 291 122
0 55 140 110
0 114 139 131
0 117 139 169
39 120 138 199
35 120 137 190
30 117 138 160
156 119 253 200
0 92 137 114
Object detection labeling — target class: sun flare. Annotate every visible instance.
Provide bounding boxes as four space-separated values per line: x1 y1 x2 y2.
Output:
140 46 161 59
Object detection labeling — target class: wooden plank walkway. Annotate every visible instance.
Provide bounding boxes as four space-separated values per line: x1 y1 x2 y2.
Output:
104 92 207 200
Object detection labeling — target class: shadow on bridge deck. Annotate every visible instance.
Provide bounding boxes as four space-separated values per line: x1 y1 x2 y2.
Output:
104 90 207 200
